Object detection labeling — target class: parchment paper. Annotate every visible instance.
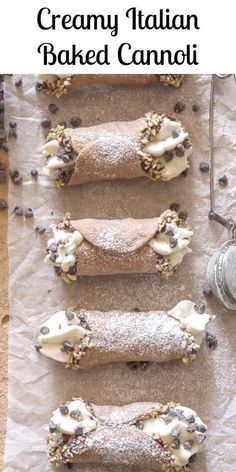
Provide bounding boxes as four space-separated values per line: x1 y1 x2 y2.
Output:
3 75 236 472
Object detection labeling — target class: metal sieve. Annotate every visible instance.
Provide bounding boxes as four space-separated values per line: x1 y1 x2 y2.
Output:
206 74 236 310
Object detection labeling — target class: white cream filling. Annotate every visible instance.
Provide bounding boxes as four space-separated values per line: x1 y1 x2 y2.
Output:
38 311 88 362
44 228 83 273
149 225 193 270
143 117 192 180
42 140 74 180
51 399 96 435
168 300 212 345
143 406 207 467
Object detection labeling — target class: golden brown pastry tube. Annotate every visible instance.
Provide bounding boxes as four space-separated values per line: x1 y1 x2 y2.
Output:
36 301 213 368
47 399 207 470
36 74 183 97
44 210 193 283
42 112 192 187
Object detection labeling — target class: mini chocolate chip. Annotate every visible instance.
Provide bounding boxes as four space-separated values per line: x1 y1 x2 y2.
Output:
41 117 51 129
50 253 57 263
70 116 81 127
218 175 228 187
49 242 58 252
199 162 209 173
68 265 77 275
163 151 174 162
185 414 195 423
35 225 46 235
203 287 212 297
57 438 65 447
181 169 188 176
0 128 6 139
163 415 172 424
13 176 22 185
168 408 177 417
175 409 185 421
172 128 179 138
171 439 180 449
170 203 180 213
59 405 69 416
48 103 58 114
171 427 180 438
174 102 185 113
74 426 83 436
31 168 38 179
9 120 17 129
127 361 148 370
178 210 188 220
49 423 58 433
70 409 81 420
62 154 70 164
194 302 205 314
184 440 193 450
0 199 7 210
187 423 197 433
24 208 34 218
169 237 178 248
197 424 207 433
8 129 17 138
13 206 23 216
40 325 50 335
65 311 75 321
34 343 42 352
165 224 174 237
15 78 22 87
63 341 74 352
205 331 218 350
136 420 144 430
192 104 200 112
35 81 47 92
189 454 197 464
175 144 185 157
196 434 206 444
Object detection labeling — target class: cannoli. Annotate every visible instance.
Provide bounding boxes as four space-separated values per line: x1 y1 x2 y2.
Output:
42 112 192 187
44 210 193 283
35 74 183 97
36 300 213 368
47 398 207 471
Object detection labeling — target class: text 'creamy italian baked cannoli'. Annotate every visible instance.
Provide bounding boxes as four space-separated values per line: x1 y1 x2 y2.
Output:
44 210 193 283
42 112 192 187
35 300 213 368
35 74 183 97
47 399 207 471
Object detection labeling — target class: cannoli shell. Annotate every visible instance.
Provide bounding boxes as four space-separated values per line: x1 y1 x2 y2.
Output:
72 74 159 87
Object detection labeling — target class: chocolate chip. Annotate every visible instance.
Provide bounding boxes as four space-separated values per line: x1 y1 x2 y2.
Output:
35 225 46 235
0 199 7 210
49 242 58 252
70 116 81 127
62 341 74 352
189 454 197 463
163 151 174 162
13 206 23 216
9 169 22 185
50 253 57 263
74 426 83 436
205 331 218 350
127 361 148 370
203 287 212 297
59 405 69 416
192 104 200 112
170 203 180 213
0 128 6 139
181 169 188 176
174 102 185 113
57 438 65 447
187 423 197 433
9 120 17 129
178 210 188 220
185 414 195 424
172 128 179 138
48 103 58 114
168 407 177 417
175 144 185 157
169 237 178 248
14 78 22 87
65 311 75 321
171 439 180 449
196 434 206 444
197 424 207 433
136 420 144 430
175 409 185 421
41 117 51 129
35 81 47 92
34 344 42 352
68 265 77 275
218 175 228 187
8 129 17 138
194 302 205 314
171 427 180 438
24 208 34 218
31 168 38 179
40 325 49 335
163 415 173 424
165 224 174 237
49 423 58 433
199 161 209 173
184 440 193 450
70 409 81 420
